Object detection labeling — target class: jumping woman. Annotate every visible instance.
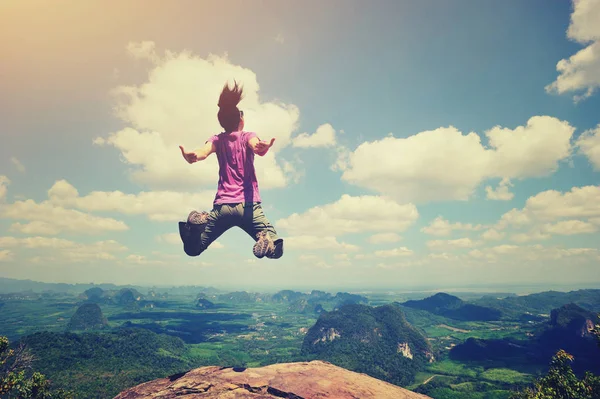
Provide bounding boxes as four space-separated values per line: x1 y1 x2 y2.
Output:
178 81 284 260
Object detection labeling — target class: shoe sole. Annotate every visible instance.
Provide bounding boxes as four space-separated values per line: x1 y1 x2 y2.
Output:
188 211 208 225
253 235 273 259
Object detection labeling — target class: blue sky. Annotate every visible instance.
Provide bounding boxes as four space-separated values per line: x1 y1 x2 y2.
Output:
0 0 599 291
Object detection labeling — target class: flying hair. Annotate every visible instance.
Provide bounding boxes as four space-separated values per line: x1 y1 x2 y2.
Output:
218 80 244 109
217 80 244 132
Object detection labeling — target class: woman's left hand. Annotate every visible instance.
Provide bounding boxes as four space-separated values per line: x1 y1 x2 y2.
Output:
255 138 276 154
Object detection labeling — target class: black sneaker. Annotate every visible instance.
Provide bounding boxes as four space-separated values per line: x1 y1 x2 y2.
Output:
179 222 201 256
267 238 284 259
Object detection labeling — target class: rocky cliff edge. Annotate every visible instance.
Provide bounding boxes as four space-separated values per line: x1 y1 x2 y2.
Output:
113 360 431 399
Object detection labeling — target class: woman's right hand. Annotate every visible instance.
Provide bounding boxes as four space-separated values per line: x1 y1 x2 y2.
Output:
179 145 198 164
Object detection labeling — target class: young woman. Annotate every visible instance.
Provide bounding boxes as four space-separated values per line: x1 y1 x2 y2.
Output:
178 81 284 260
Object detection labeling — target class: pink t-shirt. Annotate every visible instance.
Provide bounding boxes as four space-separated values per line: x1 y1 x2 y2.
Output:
206 131 261 205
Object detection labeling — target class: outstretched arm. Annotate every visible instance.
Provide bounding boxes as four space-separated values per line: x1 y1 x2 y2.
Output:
179 141 216 164
248 137 276 156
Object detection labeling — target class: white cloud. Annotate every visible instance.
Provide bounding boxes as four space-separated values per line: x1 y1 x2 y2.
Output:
337 116 574 203
489 244 521 255
10 158 25 173
484 117 574 178
428 252 460 261
421 216 484 237
0 176 9 201
482 228 505 241
156 233 184 245
314 261 334 269
48 179 214 222
567 0 600 42
494 186 600 242
496 208 532 229
0 236 126 251
468 249 495 260
498 186 600 227
374 247 413 258
285 235 359 251
298 254 320 262
334 253 350 261
510 230 551 243
576 124 600 170
126 40 160 62
292 123 336 148
277 194 418 236
485 178 514 201
427 238 479 251
0 236 127 263
511 220 599 243
542 219 598 235
331 146 351 172
0 199 128 235
125 254 168 266
210 241 225 249
156 233 223 248
545 0 600 101
281 158 304 184
96 42 301 191
9 221 64 236
470 244 598 262
0 250 13 262
368 233 402 244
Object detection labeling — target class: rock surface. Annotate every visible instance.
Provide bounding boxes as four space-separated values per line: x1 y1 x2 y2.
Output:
113 360 431 399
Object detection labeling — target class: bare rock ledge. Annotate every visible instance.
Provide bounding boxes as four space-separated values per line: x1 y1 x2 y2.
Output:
113 360 432 399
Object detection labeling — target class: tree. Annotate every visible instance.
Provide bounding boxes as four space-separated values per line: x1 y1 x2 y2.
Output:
0 336 73 399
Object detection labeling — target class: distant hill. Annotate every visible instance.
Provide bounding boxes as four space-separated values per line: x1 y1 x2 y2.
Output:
402 293 502 321
0 277 221 297
449 303 600 375
449 337 530 363
272 290 306 303
82 287 144 307
196 298 216 309
472 289 600 317
67 303 109 331
115 288 143 305
19 328 192 398
332 292 369 308
83 287 105 302
309 290 333 301
271 290 368 312
549 303 596 331
288 298 311 313
536 303 599 373
301 303 434 386
0 277 123 294
212 290 368 311
217 291 270 303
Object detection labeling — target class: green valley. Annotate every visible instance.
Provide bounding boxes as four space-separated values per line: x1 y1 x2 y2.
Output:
1 278 599 399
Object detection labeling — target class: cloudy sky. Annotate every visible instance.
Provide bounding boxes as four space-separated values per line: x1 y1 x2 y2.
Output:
1 0 599 291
